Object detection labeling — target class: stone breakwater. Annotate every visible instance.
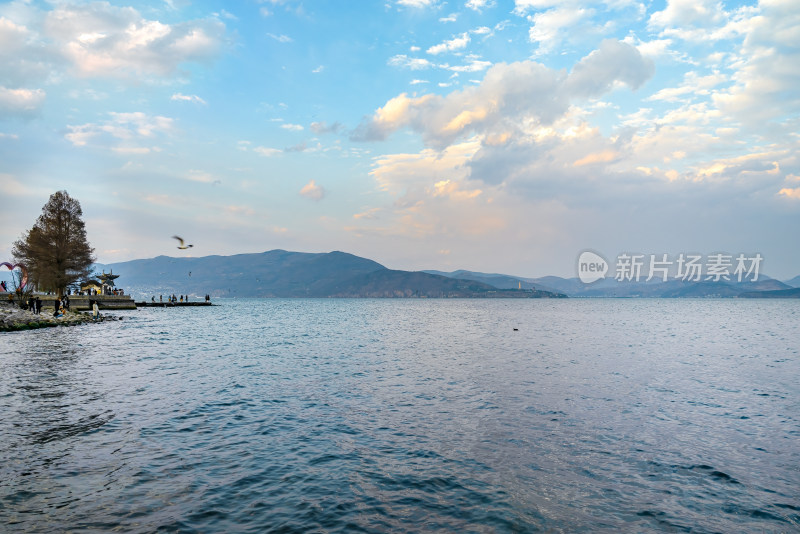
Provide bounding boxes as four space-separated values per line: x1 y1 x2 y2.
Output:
0 302 122 332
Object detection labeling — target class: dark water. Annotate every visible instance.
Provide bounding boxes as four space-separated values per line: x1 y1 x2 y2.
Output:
1 299 798 533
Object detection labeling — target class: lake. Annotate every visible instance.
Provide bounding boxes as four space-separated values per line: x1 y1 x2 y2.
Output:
1 299 798 532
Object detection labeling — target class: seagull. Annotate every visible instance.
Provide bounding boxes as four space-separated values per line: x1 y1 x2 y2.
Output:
172 236 194 250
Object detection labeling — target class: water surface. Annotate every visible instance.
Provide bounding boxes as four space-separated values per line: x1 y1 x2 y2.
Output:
1 299 798 532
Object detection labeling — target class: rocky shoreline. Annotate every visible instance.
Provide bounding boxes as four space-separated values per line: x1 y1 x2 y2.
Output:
0 302 123 332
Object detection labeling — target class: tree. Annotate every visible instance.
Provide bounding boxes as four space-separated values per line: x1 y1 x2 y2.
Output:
12 191 96 297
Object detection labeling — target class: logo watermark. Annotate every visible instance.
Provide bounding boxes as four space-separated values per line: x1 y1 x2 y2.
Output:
576 252 763 284
577 250 609 284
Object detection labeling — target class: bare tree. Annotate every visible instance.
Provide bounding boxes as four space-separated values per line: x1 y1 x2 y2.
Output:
12 191 96 297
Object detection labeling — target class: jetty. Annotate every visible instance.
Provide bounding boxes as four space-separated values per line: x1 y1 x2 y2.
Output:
135 301 213 307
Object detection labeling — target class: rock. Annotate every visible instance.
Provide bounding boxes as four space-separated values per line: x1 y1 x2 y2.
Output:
0 302 96 332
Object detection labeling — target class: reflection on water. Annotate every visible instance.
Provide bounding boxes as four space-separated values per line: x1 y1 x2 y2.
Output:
1 299 798 532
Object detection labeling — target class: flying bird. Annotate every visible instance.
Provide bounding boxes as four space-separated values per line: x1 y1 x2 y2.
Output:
172 235 194 250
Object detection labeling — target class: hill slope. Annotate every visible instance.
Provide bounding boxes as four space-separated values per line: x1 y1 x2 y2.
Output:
97 250 565 298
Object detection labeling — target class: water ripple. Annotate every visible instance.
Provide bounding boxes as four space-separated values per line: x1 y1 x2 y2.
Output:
1 299 798 532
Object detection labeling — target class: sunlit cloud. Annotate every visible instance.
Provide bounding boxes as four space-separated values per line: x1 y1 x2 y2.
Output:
0 86 45 117
355 40 653 148
299 179 325 200
44 4 225 79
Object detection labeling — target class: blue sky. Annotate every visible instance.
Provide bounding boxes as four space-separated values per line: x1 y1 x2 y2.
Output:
1 0 798 279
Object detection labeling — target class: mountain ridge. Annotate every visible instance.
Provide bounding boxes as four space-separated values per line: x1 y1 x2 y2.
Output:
83 249 799 299
94 250 565 299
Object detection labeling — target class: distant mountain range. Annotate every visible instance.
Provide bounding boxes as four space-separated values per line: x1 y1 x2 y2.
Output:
88 249 799 299
427 269 799 298
94 250 566 299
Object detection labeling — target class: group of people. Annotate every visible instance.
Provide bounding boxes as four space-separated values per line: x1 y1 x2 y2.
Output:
52 295 71 317
152 294 188 303
24 295 72 317
27 296 43 314
81 288 124 296
150 294 211 303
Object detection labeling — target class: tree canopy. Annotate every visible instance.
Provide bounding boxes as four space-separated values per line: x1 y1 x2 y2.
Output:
12 191 96 296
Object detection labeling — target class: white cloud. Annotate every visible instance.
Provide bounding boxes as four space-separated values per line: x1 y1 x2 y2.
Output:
631 38 674 59
310 121 342 134
299 179 325 200
281 123 304 131
649 0 725 32
0 86 45 117
0 17 54 88
528 7 592 54
267 33 293 43
513 0 562 16
254 146 282 156
648 0 758 42
171 93 207 104
427 33 470 55
388 55 433 70
43 4 225 79
397 0 437 7
355 40 653 148
353 208 381 220
466 0 495 11
711 1 800 132
647 71 726 102
185 170 219 184
442 59 492 72
65 111 173 149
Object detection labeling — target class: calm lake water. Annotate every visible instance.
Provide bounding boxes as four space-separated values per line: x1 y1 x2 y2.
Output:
1 299 798 533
